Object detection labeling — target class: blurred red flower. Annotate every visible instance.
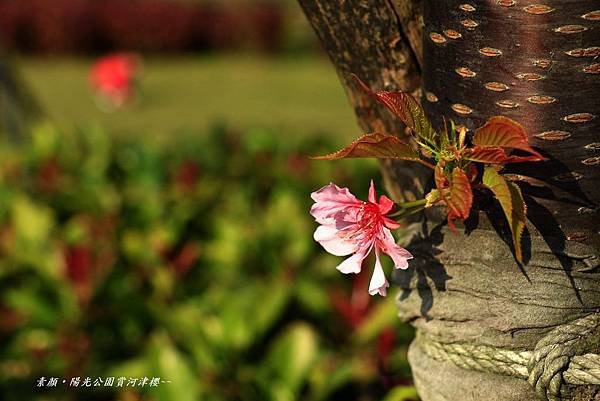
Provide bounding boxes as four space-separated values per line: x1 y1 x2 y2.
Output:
89 52 141 110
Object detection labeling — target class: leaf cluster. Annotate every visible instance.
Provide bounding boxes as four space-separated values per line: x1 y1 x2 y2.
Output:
314 76 548 262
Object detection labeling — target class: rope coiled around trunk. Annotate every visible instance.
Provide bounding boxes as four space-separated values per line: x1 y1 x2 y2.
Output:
416 313 600 401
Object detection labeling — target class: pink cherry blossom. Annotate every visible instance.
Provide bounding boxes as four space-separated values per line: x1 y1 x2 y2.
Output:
310 181 412 296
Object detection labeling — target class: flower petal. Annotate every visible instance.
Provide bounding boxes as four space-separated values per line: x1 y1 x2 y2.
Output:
310 183 361 224
333 207 362 230
368 180 376 203
379 228 413 269
336 246 370 274
314 225 356 256
382 216 401 230
369 250 389 296
378 194 395 214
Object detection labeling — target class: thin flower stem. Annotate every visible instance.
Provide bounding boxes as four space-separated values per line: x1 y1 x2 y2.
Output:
389 198 429 218
390 204 428 220
402 205 428 217
399 198 428 209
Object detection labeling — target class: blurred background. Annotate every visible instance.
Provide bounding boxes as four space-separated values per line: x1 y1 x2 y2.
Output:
0 1 417 400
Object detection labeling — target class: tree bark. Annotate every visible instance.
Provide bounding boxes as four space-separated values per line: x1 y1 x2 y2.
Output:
297 1 600 400
396 221 600 401
402 2 600 399
421 0 599 250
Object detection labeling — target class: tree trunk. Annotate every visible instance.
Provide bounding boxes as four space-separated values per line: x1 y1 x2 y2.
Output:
420 0 599 248
298 0 600 400
297 0 431 203
0 56 41 141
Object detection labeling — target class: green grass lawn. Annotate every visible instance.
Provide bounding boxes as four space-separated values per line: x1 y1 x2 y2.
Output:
18 54 361 142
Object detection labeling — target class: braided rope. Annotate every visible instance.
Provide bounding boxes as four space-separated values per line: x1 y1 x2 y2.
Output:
416 313 600 401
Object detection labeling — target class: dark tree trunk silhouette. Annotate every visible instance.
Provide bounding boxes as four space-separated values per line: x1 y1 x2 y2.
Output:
297 1 600 400
0 56 40 141
297 0 431 203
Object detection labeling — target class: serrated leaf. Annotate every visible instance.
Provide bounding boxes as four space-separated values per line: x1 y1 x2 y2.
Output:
439 118 452 148
435 165 473 231
447 167 473 222
434 162 450 211
464 145 547 164
311 133 419 161
376 92 438 146
482 166 527 262
352 75 438 146
506 182 526 262
434 163 447 192
483 166 513 219
473 116 545 160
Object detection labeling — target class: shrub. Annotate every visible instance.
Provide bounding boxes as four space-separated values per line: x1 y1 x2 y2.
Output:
0 123 415 401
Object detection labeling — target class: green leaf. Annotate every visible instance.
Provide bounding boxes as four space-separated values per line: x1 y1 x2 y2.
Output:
147 332 199 401
311 133 419 161
473 116 545 160
351 295 398 345
352 75 438 146
13 196 54 249
106 357 149 380
251 280 292 341
5 288 59 327
259 323 318 398
11 196 61 277
382 386 420 401
482 166 527 262
308 354 354 401
159 301 219 371
295 278 330 316
439 118 452 149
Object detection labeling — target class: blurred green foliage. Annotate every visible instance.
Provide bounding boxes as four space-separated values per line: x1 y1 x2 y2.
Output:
0 122 416 401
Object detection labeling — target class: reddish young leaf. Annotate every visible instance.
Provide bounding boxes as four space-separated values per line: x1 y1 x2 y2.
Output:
434 163 453 228
463 146 508 164
311 133 419 161
447 167 474 223
434 163 448 190
482 166 527 262
352 75 438 147
464 146 547 164
465 163 479 182
473 116 545 160
435 164 473 231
